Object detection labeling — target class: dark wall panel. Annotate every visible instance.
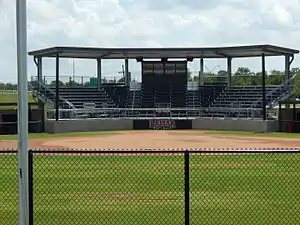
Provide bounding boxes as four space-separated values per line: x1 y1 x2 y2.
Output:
133 119 192 130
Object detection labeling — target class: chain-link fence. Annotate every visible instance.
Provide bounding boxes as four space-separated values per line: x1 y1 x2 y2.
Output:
1 150 300 225
28 150 300 225
190 151 300 225
0 150 18 225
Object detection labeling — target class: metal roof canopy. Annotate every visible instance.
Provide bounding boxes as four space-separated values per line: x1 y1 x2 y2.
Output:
28 44 299 59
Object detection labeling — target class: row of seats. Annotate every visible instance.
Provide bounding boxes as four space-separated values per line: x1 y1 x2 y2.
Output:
186 86 225 108
204 85 286 118
103 85 127 108
47 87 116 108
36 84 287 120
210 85 282 108
141 74 187 108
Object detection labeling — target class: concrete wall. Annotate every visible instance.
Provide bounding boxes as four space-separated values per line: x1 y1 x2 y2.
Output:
192 118 278 132
45 118 279 133
45 119 133 133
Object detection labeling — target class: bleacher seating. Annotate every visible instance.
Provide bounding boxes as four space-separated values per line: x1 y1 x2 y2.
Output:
210 85 282 108
103 85 128 108
171 84 186 107
47 87 116 108
204 85 285 118
35 84 70 108
186 90 201 108
155 84 171 106
34 75 290 120
126 90 142 108
141 73 187 108
186 86 225 108
141 83 156 108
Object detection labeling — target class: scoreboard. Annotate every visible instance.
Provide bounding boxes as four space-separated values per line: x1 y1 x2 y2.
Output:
142 61 187 76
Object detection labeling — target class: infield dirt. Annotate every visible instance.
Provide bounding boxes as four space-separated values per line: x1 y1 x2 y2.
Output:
0 130 299 150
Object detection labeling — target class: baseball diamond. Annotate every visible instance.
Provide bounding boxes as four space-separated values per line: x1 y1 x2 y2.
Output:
1 44 300 225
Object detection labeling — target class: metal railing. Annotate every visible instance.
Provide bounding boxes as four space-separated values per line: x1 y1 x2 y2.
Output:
44 107 264 120
33 81 76 109
1 149 299 225
251 75 296 108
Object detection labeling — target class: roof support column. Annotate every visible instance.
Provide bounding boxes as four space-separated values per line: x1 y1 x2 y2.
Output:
55 54 60 121
37 57 42 93
261 53 267 121
97 58 102 90
125 58 129 86
199 57 204 86
36 57 43 108
284 55 290 81
227 57 232 88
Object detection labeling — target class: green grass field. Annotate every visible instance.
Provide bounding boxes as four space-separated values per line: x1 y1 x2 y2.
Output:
0 92 35 109
0 92 34 102
1 153 299 225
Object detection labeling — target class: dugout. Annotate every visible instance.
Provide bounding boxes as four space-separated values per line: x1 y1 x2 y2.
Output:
278 100 300 133
0 102 44 134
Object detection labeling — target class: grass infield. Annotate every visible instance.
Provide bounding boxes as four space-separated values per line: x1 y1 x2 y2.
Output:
1 153 299 225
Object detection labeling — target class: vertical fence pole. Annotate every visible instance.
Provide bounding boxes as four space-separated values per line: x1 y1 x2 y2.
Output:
28 151 33 225
184 150 190 225
16 0 29 224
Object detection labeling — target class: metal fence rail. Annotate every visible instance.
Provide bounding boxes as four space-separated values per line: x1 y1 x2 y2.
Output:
45 107 263 120
1 149 300 225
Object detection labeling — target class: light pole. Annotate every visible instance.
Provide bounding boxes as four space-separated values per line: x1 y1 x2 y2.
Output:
16 0 29 225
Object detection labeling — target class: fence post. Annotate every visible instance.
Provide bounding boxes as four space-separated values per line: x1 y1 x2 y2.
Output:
28 151 33 225
184 150 190 225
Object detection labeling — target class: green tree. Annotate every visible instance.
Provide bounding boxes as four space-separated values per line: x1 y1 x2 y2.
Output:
50 80 65 87
217 70 227 76
234 67 254 76
294 74 300 98
268 70 284 85
4 83 17 90
0 82 6 89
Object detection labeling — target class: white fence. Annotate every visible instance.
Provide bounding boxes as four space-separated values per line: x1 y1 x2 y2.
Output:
0 90 32 95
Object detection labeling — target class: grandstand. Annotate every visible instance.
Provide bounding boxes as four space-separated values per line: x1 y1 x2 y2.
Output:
28 45 298 124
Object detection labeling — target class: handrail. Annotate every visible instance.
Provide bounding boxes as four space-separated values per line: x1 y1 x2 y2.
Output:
250 75 296 108
47 106 262 112
132 89 136 109
35 81 76 109
45 106 264 120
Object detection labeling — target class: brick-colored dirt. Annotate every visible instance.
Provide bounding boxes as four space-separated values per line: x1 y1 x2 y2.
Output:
0 131 299 150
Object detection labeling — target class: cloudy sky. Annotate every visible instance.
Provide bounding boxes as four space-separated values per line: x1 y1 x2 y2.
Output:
1 0 300 83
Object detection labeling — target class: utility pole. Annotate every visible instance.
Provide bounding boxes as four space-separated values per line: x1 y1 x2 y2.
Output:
16 0 29 224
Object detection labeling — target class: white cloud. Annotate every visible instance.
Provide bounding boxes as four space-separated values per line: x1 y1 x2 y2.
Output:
0 0 300 83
